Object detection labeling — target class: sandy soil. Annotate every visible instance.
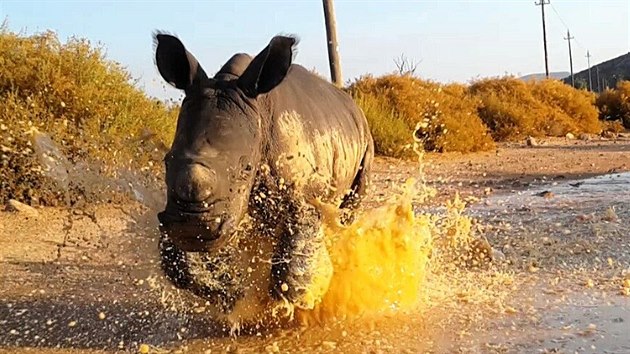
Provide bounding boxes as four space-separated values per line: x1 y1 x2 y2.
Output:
1 136 629 353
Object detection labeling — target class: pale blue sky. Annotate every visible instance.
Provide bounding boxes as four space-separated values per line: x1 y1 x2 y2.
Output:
1 1 628 101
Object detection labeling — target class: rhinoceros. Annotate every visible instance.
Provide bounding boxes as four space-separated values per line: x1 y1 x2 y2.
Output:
154 32 374 312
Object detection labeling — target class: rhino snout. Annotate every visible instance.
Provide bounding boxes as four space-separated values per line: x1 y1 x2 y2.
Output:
174 163 217 203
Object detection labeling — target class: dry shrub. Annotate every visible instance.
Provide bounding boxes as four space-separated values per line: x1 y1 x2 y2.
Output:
596 81 630 128
530 79 601 134
601 120 625 134
470 77 601 141
349 74 495 155
352 93 412 157
0 27 177 205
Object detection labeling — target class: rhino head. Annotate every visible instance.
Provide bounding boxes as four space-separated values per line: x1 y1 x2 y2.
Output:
155 33 296 252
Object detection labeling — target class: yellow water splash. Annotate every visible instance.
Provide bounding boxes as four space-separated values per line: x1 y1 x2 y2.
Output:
297 178 433 325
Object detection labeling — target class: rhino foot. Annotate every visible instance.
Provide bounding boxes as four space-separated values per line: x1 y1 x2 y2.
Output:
271 203 333 309
159 235 192 289
159 236 245 313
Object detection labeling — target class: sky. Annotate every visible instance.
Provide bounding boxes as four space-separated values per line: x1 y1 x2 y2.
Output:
1 0 628 101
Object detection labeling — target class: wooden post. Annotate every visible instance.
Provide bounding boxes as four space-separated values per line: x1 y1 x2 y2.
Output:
323 0 342 87
536 0 550 78
564 30 575 87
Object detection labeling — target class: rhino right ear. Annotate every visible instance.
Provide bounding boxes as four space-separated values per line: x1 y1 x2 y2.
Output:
154 32 208 91
237 35 297 98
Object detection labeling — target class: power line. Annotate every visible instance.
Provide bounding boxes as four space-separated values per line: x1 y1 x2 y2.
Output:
535 0 550 78
549 2 588 51
549 3 569 30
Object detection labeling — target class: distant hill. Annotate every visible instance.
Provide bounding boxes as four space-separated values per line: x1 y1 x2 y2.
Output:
519 72 570 82
562 52 630 92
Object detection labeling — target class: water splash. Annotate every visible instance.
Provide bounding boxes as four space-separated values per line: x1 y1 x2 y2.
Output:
32 130 71 191
297 178 433 324
30 128 164 209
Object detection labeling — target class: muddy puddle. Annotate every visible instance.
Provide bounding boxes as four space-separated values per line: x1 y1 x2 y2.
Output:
1 135 629 353
471 172 630 216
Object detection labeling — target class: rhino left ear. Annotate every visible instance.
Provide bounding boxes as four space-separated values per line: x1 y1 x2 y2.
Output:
238 36 297 97
154 32 208 91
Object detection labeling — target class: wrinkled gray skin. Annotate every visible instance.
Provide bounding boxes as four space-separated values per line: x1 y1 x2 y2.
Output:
154 33 374 310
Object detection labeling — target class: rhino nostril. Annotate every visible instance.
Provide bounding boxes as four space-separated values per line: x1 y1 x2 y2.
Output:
175 164 216 203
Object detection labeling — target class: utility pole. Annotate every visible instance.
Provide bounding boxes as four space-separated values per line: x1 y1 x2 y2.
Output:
586 50 593 91
536 0 550 78
322 0 342 87
563 29 575 87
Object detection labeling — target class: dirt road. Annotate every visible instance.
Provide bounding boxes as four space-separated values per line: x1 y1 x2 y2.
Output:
1 137 629 353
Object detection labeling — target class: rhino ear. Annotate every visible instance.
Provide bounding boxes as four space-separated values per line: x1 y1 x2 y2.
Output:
154 32 208 91
238 35 297 97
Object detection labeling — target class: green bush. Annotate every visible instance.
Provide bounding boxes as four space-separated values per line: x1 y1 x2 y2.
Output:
0 27 177 205
353 93 412 157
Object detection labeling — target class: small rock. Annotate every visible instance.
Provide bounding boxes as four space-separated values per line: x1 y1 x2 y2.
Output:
5 199 39 217
565 132 575 140
602 207 618 222
602 130 617 139
535 191 554 199
579 133 591 141
491 248 506 262
526 136 538 146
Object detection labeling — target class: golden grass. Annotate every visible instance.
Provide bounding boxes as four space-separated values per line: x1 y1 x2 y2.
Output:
349 74 605 157
348 75 495 155
470 77 601 141
0 27 177 205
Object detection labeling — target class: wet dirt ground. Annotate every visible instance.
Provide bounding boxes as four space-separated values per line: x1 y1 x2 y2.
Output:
1 137 629 353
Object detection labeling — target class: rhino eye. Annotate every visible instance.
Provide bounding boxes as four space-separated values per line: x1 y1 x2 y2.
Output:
244 164 253 172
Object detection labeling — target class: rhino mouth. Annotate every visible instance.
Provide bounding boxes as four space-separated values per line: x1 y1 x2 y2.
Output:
158 209 235 252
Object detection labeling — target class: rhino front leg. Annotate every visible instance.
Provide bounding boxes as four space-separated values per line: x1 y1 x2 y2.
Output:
270 202 333 309
159 235 193 289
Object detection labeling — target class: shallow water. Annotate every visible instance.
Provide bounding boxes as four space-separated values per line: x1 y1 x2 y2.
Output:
471 172 630 215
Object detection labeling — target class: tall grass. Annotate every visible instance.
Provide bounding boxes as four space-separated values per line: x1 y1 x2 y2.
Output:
353 93 412 157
